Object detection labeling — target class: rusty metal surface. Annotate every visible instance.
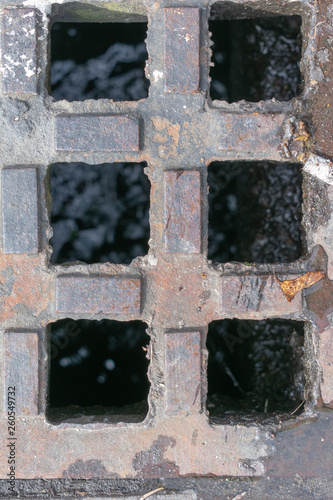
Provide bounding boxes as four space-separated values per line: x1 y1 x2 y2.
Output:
304 276 333 332
221 274 303 318
0 0 332 489
308 1 333 160
0 413 273 477
164 171 201 253
56 276 141 315
2 168 38 254
0 255 52 325
267 411 333 478
164 8 200 93
1 8 37 94
217 113 285 155
55 115 140 152
165 331 201 415
318 327 333 406
3 332 39 415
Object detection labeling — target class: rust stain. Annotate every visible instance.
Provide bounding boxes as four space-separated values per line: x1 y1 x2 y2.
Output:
151 116 180 159
281 120 310 161
152 132 167 144
0 254 52 320
274 270 325 302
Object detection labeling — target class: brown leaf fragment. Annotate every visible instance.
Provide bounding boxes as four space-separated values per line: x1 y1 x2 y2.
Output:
140 487 164 500
274 271 325 302
294 121 310 142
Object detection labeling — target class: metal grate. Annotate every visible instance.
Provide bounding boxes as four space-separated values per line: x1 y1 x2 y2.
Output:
0 0 333 484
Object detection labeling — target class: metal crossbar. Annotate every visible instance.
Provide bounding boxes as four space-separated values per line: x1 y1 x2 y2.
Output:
0 0 332 481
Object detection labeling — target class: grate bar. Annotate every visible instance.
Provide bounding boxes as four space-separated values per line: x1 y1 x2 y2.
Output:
164 170 202 254
221 275 303 317
56 276 142 315
164 8 200 94
318 326 333 406
2 168 38 254
3 331 39 415
165 330 202 415
55 115 141 152
1 8 37 94
0 0 332 483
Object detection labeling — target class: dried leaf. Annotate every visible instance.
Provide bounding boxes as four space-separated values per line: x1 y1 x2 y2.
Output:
140 487 164 500
296 152 307 162
294 121 310 142
294 134 309 142
275 271 325 302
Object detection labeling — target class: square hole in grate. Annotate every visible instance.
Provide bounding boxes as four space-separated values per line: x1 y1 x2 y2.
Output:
209 11 302 102
208 161 302 263
206 319 304 423
48 319 150 423
51 22 150 101
49 162 150 265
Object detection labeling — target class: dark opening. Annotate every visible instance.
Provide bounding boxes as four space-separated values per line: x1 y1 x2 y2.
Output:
51 22 150 101
209 15 302 102
208 161 302 263
206 319 304 422
48 319 150 423
49 162 150 264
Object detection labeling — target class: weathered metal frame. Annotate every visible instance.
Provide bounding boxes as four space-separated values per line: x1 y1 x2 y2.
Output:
0 0 332 481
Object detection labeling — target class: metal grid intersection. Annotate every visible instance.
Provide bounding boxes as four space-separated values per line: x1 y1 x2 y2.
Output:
0 0 332 479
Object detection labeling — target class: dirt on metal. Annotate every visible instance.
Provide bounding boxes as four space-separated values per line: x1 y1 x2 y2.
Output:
0 0 332 492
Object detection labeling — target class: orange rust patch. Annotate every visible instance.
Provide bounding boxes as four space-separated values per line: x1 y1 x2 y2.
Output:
146 257 213 327
274 270 325 302
152 132 167 144
151 117 180 159
0 254 52 320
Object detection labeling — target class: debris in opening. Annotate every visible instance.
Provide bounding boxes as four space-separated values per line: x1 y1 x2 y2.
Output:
49 162 150 265
51 22 150 101
209 15 302 102
208 161 302 263
48 319 150 423
206 319 304 421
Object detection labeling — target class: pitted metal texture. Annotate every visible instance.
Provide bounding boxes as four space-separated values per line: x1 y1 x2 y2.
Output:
0 0 332 484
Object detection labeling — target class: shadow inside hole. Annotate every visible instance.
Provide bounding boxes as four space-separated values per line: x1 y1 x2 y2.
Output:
48 319 150 424
209 15 302 102
49 162 150 265
208 161 303 264
206 319 305 422
51 22 150 101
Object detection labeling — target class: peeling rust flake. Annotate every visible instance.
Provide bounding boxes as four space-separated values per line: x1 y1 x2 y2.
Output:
274 271 325 302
